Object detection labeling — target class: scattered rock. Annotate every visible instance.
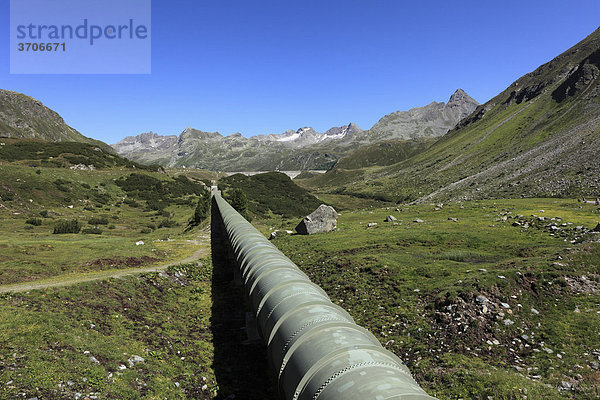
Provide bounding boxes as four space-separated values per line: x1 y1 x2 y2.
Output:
413 218 424 223
561 381 573 390
269 230 292 240
500 302 511 309
128 355 145 367
384 215 397 222
295 205 338 235
135 240 144 246
475 295 489 304
531 307 540 315
543 347 554 354
89 356 99 363
367 222 378 227
448 217 458 222
503 319 514 326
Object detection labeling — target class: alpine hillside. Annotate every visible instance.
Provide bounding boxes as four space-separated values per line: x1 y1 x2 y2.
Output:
301 27 600 203
0 89 111 151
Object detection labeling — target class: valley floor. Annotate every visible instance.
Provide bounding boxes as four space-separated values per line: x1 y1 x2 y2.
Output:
1 197 599 399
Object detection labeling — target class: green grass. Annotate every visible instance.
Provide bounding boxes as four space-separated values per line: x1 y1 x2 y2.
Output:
218 171 322 218
0 260 219 399
0 163 208 285
265 198 600 399
0 137 160 170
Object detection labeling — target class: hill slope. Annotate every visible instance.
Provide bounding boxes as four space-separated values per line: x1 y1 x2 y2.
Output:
218 172 322 218
305 27 600 202
0 89 113 151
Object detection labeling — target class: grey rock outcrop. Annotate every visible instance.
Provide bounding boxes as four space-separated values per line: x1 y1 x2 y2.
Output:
366 89 479 141
295 204 338 235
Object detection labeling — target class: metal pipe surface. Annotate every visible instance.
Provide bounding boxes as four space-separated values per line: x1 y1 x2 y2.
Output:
213 194 436 400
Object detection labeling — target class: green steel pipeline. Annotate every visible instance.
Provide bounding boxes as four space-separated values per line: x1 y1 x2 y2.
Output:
213 194 436 400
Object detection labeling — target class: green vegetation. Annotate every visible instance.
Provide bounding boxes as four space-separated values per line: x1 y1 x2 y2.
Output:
115 173 204 211
265 198 600 399
299 30 600 203
0 161 208 285
0 260 220 399
219 172 322 218
25 217 42 226
332 139 432 170
88 216 109 225
224 188 250 221
192 192 211 226
53 219 82 234
82 226 103 235
0 138 161 171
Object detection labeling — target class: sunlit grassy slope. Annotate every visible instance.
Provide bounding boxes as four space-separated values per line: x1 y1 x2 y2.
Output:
266 198 600 399
300 28 600 203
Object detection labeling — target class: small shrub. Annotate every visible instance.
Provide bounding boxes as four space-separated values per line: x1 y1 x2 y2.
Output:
124 198 140 208
81 183 91 189
39 210 49 218
35 169 41 175
158 210 171 218
146 223 156 230
83 205 95 211
158 219 178 228
24 225 34 230
88 216 109 225
140 227 152 234
108 224 116 229
53 219 81 234
82 226 103 234
25 217 42 226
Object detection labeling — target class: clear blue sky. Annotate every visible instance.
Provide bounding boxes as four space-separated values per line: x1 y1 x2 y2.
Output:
1 0 599 144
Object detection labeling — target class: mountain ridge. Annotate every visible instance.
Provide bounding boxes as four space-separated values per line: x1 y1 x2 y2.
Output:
112 89 478 171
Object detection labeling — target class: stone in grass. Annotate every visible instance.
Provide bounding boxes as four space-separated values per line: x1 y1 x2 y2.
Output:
413 218 424 223
295 205 338 235
384 215 397 222
128 355 145 367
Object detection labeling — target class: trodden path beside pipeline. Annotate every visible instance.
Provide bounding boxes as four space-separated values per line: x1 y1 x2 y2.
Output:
0 231 211 293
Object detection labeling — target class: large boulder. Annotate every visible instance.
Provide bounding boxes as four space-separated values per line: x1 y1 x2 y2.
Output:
295 204 338 235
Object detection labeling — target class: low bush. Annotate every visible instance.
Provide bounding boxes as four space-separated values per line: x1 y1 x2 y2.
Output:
53 219 81 234
25 217 42 226
158 219 178 228
88 216 109 225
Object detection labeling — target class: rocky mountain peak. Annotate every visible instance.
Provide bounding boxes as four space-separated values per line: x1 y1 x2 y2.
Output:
448 89 477 106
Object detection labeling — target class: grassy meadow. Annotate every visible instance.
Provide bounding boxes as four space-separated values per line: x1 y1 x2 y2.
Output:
1 158 599 399
267 198 600 399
